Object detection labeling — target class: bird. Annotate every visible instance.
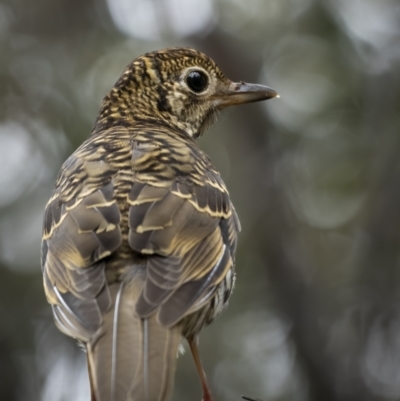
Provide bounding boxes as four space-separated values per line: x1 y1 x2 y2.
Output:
41 47 277 401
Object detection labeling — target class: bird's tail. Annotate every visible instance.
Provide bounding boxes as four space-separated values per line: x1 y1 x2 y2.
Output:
86 278 181 401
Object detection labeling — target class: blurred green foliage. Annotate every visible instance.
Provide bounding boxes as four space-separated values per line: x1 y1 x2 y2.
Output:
1 0 400 400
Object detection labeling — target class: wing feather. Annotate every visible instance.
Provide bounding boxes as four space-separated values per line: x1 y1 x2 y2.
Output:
129 174 240 327
42 155 122 341
42 128 241 340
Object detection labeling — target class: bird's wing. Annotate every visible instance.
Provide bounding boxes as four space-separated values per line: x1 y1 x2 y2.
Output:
42 128 241 338
129 169 241 327
41 151 122 342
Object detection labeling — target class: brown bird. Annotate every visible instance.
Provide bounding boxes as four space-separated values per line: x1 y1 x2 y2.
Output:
41 48 277 401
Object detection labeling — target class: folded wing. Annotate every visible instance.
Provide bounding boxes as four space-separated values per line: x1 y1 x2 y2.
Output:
128 177 240 328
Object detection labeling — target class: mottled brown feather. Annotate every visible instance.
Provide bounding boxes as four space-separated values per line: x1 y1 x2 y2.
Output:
42 122 239 354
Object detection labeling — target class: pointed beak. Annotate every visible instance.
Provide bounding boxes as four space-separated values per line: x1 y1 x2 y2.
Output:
214 81 279 108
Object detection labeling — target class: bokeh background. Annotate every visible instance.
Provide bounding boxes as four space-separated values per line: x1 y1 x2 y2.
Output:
1 0 400 400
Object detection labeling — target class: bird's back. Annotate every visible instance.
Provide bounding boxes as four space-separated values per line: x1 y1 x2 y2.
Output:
42 123 239 400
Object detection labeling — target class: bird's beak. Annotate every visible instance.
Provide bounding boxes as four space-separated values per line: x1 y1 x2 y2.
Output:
214 81 279 108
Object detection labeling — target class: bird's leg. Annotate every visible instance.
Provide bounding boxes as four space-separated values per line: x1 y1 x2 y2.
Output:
86 349 97 401
188 336 214 401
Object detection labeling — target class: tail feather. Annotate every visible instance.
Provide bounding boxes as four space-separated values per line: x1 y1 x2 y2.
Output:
87 278 181 401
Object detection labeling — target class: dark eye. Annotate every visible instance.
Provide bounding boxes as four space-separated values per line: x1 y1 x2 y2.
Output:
186 71 208 93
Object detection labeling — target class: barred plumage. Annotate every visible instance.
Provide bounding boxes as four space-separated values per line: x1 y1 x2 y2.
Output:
41 47 277 401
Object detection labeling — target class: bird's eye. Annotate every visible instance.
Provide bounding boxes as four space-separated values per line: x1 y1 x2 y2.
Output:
186 71 208 93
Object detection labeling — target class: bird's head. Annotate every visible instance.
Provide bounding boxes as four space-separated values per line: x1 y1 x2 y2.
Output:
95 48 278 138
